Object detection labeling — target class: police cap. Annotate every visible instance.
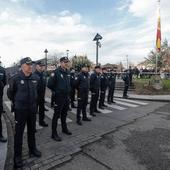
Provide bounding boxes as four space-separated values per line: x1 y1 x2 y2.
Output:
60 57 70 63
20 57 32 65
94 65 101 69
36 61 45 66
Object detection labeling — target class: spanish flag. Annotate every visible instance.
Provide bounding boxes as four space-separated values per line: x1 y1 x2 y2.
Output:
156 0 161 52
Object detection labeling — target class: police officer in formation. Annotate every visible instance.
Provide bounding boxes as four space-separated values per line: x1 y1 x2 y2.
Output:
34 61 48 127
70 68 77 108
47 57 72 142
0 64 7 142
75 64 91 125
89 65 101 116
99 67 108 109
122 69 130 98
107 69 116 104
7 57 41 168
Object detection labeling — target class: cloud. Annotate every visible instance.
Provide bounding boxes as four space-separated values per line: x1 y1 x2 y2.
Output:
0 0 170 68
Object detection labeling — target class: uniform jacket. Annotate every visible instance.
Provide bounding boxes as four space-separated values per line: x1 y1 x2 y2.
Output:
90 71 100 92
75 72 89 91
47 67 71 96
7 71 40 113
0 66 6 91
100 73 108 91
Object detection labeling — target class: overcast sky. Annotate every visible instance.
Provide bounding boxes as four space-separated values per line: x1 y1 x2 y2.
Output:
0 0 169 67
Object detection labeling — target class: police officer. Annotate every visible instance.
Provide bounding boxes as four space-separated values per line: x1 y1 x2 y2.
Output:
0 64 7 142
107 69 116 104
34 61 48 127
7 57 41 168
70 68 77 108
75 64 91 125
99 67 108 109
90 65 101 116
47 57 72 142
122 70 130 98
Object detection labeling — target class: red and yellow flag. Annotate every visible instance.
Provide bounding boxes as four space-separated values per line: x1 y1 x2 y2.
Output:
156 1 161 52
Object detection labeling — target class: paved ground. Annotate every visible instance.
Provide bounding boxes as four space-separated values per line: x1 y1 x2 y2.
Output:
1 86 170 170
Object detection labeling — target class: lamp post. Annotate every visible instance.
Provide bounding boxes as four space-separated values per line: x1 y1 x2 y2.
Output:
66 50 69 58
126 55 129 69
44 49 48 72
93 33 102 65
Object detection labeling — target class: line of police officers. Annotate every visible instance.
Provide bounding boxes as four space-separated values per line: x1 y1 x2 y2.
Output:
0 56 130 168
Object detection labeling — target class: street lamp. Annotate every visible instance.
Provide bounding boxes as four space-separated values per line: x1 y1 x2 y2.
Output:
44 49 48 72
93 33 102 65
126 55 129 69
66 50 69 58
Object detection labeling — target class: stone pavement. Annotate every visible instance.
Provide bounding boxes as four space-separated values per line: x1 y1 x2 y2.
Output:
1 87 170 170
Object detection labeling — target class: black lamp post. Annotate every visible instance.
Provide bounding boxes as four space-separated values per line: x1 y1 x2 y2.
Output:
93 33 102 65
44 49 48 71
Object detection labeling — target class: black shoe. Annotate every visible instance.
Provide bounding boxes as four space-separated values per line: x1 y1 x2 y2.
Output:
82 117 91 121
71 105 77 108
94 110 101 113
0 135 7 143
111 101 116 104
51 134 62 141
39 121 48 127
103 104 108 107
29 149 41 158
44 108 49 111
77 120 82 126
90 113 96 117
99 106 104 110
62 130 72 135
123 95 129 99
14 157 23 168
2 110 6 113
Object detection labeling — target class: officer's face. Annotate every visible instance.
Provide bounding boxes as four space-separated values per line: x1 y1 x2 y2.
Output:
22 64 33 75
95 68 101 74
82 67 88 72
60 61 70 69
36 65 45 72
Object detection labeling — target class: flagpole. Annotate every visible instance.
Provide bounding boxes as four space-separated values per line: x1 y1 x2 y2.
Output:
156 0 161 75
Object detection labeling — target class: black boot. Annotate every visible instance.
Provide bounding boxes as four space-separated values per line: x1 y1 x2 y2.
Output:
82 117 91 121
62 129 72 135
14 157 23 168
39 121 48 127
29 148 42 158
77 120 82 126
51 133 62 141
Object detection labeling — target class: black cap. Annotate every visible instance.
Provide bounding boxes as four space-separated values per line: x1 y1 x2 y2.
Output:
36 61 45 66
95 65 101 69
102 67 107 70
20 57 32 65
60 57 69 62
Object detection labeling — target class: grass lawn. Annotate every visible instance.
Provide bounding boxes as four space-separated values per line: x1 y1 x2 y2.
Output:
133 78 170 94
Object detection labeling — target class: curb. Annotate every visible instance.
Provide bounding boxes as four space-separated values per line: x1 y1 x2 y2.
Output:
114 95 170 102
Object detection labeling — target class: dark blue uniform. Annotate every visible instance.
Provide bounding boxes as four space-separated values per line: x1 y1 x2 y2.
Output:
107 72 116 103
70 72 76 108
34 70 47 125
90 71 100 115
7 71 40 162
0 66 6 140
122 71 130 98
47 66 71 138
75 72 90 124
99 73 108 108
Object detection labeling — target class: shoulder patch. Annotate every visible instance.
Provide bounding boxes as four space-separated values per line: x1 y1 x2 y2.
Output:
51 73 55 77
